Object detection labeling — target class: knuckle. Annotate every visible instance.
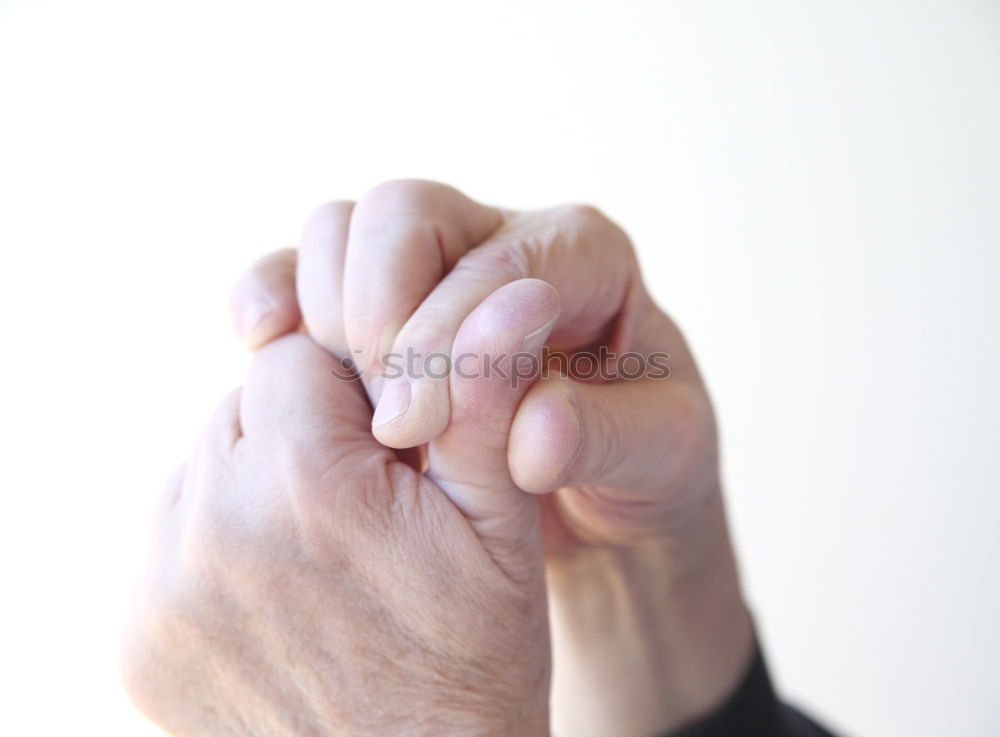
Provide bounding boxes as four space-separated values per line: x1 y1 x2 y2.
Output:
310 321 349 358
557 203 634 255
460 241 531 281
350 314 427 380
306 198 354 228
246 249 296 293
355 341 392 379
256 247 296 276
300 201 355 253
559 202 608 228
349 184 452 268
355 178 447 220
396 315 452 357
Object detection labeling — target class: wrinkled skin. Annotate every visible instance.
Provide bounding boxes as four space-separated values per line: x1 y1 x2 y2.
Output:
123 277 560 737
228 182 753 737
124 180 752 737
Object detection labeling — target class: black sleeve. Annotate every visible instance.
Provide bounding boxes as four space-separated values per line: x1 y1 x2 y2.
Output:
663 644 838 737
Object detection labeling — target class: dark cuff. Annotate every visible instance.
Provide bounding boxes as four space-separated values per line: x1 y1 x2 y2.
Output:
663 644 837 737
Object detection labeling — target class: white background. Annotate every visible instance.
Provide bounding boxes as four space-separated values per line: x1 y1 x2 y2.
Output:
1 1 997 735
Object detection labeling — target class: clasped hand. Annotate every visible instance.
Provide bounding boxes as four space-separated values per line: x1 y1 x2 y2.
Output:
122 181 751 737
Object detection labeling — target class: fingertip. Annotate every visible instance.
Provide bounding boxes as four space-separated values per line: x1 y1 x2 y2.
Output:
509 379 582 494
498 277 561 328
455 278 561 359
229 249 301 350
230 290 300 350
525 277 561 310
372 379 450 449
235 293 273 347
244 299 302 350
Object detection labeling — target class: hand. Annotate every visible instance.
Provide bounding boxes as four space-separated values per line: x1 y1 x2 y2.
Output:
122 276 560 736
231 181 754 737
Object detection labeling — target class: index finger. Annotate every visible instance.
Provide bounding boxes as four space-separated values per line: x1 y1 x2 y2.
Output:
342 179 504 425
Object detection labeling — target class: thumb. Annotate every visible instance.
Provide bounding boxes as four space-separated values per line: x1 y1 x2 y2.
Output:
425 278 560 578
508 374 717 542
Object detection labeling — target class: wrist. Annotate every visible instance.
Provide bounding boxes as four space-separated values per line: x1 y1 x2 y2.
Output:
387 703 549 737
546 490 753 737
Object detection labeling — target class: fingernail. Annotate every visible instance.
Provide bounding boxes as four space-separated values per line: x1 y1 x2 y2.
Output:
520 314 559 355
372 379 411 426
242 296 273 340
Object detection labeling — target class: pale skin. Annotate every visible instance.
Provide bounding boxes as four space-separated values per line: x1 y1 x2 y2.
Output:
122 180 754 737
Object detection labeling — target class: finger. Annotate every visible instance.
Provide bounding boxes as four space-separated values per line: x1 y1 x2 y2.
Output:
373 204 639 449
427 278 560 576
239 334 386 462
508 374 715 534
228 249 301 350
342 180 504 424
296 200 354 359
235 334 401 539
